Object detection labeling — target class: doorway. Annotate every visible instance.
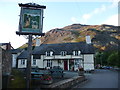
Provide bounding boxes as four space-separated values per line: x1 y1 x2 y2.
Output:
64 60 68 70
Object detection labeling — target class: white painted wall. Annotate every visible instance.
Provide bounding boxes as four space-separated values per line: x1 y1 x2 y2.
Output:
53 60 64 69
31 55 43 68
17 54 95 71
18 59 27 68
43 55 83 59
18 59 43 68
43 59 64 69
84 54 94 70
12 51 22 68
32 59 43 68
52 60 58 67
43 60 47 68
71 55 83 59
44 56 55 59
55 55 71 59
12 54 17 68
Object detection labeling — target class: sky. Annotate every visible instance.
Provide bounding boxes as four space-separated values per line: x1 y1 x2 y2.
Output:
0 0 119 49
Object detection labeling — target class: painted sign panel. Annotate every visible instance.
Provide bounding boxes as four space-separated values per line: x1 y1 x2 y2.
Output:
19 7 43 34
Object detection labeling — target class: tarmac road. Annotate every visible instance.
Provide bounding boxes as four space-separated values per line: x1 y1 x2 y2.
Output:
72 69 119 88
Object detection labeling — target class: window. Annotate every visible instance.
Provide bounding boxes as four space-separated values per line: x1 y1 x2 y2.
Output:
73 51 81 56
21 59 25 65
33 59 36 65
61 51 67 56
47 60 52 67
46 51 53 56
46 52 50 56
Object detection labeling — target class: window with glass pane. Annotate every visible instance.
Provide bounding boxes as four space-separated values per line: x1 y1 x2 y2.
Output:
21 59 25 65
61 51 67 56
47 60 52 67
46 51 53 56
73 51 81 56
33 59 36 65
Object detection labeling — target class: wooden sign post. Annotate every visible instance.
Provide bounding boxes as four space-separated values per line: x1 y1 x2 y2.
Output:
16 3 46 88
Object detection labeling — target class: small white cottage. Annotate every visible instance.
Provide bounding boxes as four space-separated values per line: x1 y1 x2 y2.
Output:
10 49 23 68
15 41 95 71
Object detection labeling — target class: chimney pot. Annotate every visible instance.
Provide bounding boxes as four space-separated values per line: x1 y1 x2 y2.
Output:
86 35 91 44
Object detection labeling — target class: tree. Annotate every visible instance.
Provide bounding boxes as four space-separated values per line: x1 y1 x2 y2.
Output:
107 51 119 67
95 51 109 66
95 50 120 67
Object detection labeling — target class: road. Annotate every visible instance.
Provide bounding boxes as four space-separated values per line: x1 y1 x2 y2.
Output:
73 69 119 88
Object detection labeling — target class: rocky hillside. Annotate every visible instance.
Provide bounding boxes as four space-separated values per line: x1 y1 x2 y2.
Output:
19 24 119 51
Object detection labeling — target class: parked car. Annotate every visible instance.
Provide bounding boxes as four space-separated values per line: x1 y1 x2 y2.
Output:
102 66 113 69
49 66 64 78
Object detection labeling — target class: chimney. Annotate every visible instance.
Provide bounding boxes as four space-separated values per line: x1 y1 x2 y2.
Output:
36 38 41 46
86 35 91 44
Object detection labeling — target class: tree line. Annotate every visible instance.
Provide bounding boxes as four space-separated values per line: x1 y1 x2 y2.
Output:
95 50 120 68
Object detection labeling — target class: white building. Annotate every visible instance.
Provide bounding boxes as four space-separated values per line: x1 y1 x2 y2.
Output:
14 42 95 71
10 49 23 68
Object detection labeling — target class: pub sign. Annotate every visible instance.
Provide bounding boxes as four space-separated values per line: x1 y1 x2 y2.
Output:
18 3 46 34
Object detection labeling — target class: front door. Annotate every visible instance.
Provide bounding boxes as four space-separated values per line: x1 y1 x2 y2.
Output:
64 60 68 70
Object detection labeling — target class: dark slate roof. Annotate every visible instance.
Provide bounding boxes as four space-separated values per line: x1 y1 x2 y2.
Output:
17 42 95 59
0 43 10 46
17 50 41 59
17 50 28 59
10 49 23 54
33 42 95 55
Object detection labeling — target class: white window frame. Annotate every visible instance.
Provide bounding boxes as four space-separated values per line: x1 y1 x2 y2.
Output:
21 59 25 65
73 51 81 56
46 51 53 56
46 52 50 56
47 60 52 67
50 51 53 56
61 51 67 56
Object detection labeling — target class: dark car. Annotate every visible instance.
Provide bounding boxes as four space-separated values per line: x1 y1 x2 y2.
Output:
53 66 63 70
49 66 64 78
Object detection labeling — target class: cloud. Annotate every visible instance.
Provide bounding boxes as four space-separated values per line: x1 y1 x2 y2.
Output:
81 0 118 24
81 4 107 23
82 14 91 20
71 17 78 23
71 1 118 24
101 14 118 26
82 14 92 24
110 0 119 8
94 5 106 13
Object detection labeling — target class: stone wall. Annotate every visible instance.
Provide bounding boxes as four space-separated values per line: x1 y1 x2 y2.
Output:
2 49 12 75
40 76 86 89
2 49 12 88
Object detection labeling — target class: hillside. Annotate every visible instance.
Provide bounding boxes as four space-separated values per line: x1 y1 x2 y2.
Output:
19 24 119 51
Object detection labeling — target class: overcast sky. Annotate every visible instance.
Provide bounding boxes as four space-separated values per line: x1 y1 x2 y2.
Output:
0 0 119 49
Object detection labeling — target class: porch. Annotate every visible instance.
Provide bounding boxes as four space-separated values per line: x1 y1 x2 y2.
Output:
43 58 84 71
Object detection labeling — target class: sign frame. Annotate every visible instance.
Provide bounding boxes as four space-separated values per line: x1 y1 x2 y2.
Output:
17 3 46 35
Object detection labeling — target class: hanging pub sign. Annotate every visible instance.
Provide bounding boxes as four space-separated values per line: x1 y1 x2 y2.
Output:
17 3 46 35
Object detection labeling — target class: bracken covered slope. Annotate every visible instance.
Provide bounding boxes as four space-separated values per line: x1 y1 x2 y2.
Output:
19 24 119 51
